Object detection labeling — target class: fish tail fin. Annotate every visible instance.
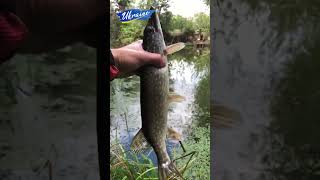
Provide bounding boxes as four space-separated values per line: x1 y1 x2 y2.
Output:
211 104 242 128
159 161 184 180
130 128 151 153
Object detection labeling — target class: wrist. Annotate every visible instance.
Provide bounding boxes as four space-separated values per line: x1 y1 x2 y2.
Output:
110 49 120 81
110 49 121 68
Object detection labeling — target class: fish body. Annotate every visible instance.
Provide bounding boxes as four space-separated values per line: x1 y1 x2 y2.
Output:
133 7 183 179
141 8 172 179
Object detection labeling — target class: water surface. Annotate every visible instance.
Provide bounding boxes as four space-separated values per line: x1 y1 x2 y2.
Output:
110 46 210 163
212 0 320 179
0 44 99 180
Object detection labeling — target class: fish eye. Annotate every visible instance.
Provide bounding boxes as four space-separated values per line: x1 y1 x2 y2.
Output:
145 26 155 33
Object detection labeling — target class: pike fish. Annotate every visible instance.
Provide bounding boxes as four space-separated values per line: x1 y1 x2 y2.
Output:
130 7 185 180
130 7 241 180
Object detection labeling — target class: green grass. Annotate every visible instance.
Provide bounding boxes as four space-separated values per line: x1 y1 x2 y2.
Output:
110 126 210 179
110 141 158 179
173 126 210 179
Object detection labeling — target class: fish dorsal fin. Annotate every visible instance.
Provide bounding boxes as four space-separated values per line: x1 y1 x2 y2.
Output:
130 129 151 153
163 42 185 56
211 104 242 128
167 127 182 141
168 92 186 103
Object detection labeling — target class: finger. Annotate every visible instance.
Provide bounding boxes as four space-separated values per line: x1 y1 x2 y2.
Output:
134 40 144 51
138 52 166 68
121 40 143 50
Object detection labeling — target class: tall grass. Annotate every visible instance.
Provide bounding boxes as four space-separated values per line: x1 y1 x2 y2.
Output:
110 126 210 179
110 141 158 179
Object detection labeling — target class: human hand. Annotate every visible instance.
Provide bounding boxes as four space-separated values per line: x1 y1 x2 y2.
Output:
111 40 166 78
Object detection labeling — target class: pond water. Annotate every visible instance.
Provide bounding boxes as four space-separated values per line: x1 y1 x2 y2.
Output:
110 46 210 164
212 0 320 179
0 44 99 180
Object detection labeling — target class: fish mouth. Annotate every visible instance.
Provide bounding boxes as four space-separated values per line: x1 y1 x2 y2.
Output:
147 6 160 32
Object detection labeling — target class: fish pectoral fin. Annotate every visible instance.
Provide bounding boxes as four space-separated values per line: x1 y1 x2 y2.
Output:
211 104 242 128
167 127 182 141
168 92 186 103
163 42 186 56
130 128 151 153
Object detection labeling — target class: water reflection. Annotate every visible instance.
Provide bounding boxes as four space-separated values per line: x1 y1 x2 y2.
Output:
263 35 320 180
0 44 99 179
212 0 320 179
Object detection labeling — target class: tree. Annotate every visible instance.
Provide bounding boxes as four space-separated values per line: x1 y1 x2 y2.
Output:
203 0 210 6
169 15 193 32
193 13 210 33
138 0 171 12
160 11 173 32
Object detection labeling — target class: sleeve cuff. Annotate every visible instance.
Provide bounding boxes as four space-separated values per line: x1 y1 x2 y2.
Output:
110 65 119 81
110 49 119 81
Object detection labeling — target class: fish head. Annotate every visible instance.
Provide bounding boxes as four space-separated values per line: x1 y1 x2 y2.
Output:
144 26 156 35
146 6 161 33
142 6 165 54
